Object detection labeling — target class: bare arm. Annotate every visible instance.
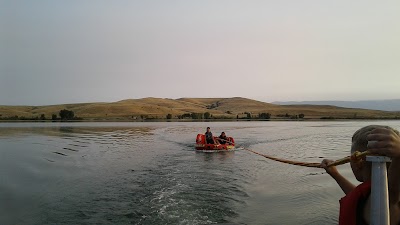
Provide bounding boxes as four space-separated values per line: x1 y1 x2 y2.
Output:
320 159 355 194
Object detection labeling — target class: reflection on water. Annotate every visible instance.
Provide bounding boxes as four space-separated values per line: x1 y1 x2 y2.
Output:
0 121 399 224
0 124 153 138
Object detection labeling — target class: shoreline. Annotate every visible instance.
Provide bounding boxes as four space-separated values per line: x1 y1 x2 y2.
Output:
1 117 400 123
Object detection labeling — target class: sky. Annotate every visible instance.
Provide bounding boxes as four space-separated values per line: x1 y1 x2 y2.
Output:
1 0 400 106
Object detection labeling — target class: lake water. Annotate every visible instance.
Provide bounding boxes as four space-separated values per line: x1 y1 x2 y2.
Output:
1 121 399 225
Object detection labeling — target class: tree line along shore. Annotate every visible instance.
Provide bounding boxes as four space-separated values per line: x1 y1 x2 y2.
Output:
1 109 399 121
1 97 399 121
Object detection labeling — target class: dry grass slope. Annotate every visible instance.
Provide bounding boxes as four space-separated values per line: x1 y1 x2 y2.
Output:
1 97 399 120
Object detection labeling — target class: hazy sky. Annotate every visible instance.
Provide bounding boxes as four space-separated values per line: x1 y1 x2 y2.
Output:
1 1 400 105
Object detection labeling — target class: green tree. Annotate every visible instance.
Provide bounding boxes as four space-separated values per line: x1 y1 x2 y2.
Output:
259 112 271 119
40 114 46 120
182 113 191 118
166 114 172 119
59 109 74 120
204 112 211 119
246 112 251 119
191 113 203 119
51 114 57 120
298 113 305 119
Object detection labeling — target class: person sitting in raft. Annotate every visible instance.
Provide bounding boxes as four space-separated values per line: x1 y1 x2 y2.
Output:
205 127 219 144
218 132 229 144
320 125 400 225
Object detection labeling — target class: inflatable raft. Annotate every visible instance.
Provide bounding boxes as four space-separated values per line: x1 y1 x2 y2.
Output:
195 134 235 152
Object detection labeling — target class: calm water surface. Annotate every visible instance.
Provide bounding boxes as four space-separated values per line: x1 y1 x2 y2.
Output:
1 121 399 225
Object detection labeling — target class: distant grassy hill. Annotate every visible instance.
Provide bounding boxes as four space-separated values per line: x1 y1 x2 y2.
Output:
1 97 399 120
273 99 400 111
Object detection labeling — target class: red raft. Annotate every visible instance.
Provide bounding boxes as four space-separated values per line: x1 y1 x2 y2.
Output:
195 134 235 152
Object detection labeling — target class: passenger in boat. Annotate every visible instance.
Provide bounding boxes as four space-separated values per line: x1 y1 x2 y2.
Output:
205 127 219 144
218 132 229 144
320 125 400 225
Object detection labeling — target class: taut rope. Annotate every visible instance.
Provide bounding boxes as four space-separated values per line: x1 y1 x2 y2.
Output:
241 147 372 168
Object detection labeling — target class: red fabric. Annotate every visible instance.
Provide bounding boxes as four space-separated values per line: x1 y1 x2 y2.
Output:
339 180 371 225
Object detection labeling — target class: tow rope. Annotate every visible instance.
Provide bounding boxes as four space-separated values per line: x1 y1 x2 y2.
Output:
241 147 372 168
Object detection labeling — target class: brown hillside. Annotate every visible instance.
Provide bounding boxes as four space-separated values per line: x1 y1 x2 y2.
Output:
0 97 399 120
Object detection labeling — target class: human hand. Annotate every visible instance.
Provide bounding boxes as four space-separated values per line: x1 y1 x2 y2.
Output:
367 128 400 159
320 159 339 176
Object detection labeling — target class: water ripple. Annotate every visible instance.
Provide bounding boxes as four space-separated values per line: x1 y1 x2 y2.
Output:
2 121 397 225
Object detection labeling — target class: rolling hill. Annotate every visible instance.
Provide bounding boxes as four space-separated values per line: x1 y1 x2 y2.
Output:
273 99 400 111
1 97 399 120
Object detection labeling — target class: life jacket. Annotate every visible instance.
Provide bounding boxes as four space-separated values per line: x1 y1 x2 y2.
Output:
339 180 371 225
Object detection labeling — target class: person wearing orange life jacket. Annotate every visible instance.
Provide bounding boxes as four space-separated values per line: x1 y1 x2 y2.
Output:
320 125 400 225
